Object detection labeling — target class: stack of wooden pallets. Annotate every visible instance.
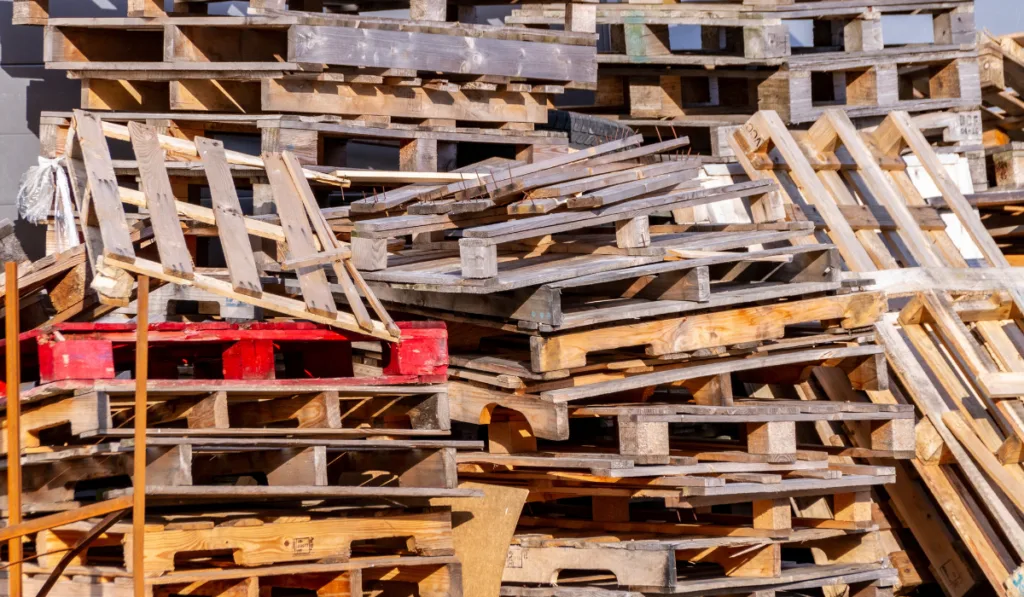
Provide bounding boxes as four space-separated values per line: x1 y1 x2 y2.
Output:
980 30 1024 189
318 109 975 596
0 318 483 597
6 97 1024 597
306 106 1024 597
507 0 983 165
24 0 604 209
723 107 1024 597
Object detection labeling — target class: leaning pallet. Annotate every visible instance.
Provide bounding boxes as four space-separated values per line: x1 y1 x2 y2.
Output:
65 110 405 340
723 107 1024 596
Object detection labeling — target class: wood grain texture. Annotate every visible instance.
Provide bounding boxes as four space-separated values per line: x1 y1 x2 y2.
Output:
193 136 263 297
289 26 597 83
127 122 194 280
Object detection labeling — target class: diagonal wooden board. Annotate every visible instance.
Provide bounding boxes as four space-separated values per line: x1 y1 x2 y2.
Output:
194 136 263 297
127 122 195 280
72 110 135 263
814 110 945 269
278 151 373 332
262 152 339 319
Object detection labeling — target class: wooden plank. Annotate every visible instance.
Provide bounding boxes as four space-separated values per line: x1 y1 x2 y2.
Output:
72 110 135 262
542 345 881 403
566 166 698 209
193 136 263 297
279 151 374 332
262 152 338 318
288 26 597 83
127 122 195 280
461 180 769 244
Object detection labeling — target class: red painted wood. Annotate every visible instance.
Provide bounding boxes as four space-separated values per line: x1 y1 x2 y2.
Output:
222 340 276 380
36 339 115 384
1 321 449 385
385 322 448 378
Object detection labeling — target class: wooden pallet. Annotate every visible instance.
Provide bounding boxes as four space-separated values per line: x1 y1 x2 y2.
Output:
45 16 595 84
11 556 463 597
40 112 570 169
23 508 456 575
509 0 974 64
585 52 980 124
365 243 839 330
0 380 451 454
502 529 890 592
75 75 564 125
1 437 478 509
3 321 447 385
507 0 977 124
500 562 896 597
341 135 787 279
67 110 404 338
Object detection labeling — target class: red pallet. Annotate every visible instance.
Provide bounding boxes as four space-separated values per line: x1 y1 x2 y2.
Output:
2 321 447 389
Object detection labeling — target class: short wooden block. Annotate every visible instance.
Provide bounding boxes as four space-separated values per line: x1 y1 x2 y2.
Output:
384 322 448 378
684 374 734 406
871 417 915 453
615 216 651 249
352 235 389 271
752 498 791 531
37 339 115 383
844 15 883 52
460 239 498 279
746 421 796 457
618 418 670 464
834 490 873 523
744 24 789 59
400 138 440 172
489 410 537 454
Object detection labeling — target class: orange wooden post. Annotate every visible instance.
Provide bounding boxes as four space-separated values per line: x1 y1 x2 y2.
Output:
133 276 150 597
5 261 22 597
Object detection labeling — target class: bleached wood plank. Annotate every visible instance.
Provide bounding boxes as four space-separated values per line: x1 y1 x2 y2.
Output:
194 136 262 297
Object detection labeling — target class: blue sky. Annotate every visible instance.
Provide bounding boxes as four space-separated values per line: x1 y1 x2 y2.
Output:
976 0 1024 36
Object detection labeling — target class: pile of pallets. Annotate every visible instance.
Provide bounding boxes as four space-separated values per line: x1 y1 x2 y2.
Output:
320 106 1024 597
6 99 1024 597
507 0 982 159
1 318 480 597
320 108 984 596
24 0 606 202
